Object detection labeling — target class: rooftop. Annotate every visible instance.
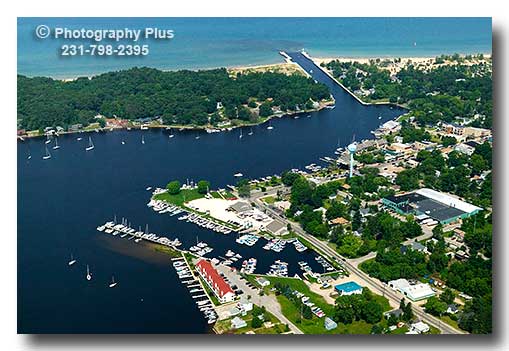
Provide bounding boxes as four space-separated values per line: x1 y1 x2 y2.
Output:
196 259 234 298
335 281 363 293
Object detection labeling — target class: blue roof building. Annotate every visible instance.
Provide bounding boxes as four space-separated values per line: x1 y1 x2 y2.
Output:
335 281 363 296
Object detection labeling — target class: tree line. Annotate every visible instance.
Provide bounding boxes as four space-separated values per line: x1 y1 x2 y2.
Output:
18 67 330 130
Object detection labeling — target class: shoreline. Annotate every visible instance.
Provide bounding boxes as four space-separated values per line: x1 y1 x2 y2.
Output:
20 52 492 82
17 100 334 140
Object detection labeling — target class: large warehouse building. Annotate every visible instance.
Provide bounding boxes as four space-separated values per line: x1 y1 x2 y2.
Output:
382 188 482 225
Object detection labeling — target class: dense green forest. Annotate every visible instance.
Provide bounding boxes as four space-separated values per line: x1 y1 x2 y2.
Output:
17 67 330 130
323 55 492 129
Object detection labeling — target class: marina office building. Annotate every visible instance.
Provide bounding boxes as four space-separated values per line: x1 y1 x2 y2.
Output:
382 188 482 225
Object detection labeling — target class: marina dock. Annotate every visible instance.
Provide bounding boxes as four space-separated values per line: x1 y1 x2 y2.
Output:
171 255 219 324
96 220 182 249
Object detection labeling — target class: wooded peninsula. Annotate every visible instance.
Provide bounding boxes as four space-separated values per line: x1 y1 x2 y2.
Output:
17 67 332 131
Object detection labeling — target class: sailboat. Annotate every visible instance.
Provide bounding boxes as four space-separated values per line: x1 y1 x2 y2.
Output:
239 129 243 139
248 127 253 136
27 146 32 160
68 253 76 266
85 137 94 151
267 120 274 130
86 265 92 281
42 145 51 160
53 137 61 150
141 135 145 144
109 276 118 288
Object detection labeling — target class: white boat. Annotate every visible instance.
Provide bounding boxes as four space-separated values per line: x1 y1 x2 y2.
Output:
141 135 145 144
121 140 125 145
42 145 51 160
239 129 243 139
248 127 253 136
109 276 118 288
267 121 274 130
195 134 200 140
77 137 82 141
146 186 152 191
45 135 51 144
86 265 92 281
85 137 94 151
68 254 76 266
52 138 61 150
378 115 382 120
234 173 243 177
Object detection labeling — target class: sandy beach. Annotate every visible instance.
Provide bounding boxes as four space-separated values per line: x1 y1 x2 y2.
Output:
314 54 492 75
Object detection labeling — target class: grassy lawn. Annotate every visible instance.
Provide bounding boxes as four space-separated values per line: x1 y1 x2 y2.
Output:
221 190 236 199
154 189 238 230
261 196 276 204
153 188 204 206
210 191 222 199
256 275 392 335
197 275 221 306
214 305 289 334
153 244 182 258
264 276 334 316
440 315 460 330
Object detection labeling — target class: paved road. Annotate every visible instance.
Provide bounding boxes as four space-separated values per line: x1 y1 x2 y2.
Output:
215 264 303 334
250 187 465 334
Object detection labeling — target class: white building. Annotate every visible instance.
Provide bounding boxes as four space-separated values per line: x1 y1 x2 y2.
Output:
388 278 436 301
411 321 430 334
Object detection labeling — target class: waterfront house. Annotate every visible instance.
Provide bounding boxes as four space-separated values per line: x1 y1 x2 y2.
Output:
196 259 235 303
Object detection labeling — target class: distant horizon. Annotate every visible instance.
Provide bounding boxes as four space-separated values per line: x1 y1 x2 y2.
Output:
18 17 492 79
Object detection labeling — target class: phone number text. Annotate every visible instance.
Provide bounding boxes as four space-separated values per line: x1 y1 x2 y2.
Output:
60 44 150 56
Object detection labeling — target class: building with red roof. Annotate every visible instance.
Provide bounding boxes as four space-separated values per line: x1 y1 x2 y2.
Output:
196 259 235 303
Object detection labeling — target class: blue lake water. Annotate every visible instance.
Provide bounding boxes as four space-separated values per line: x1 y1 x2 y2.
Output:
18 54 405 333
18 17 492 78
17 18 492 333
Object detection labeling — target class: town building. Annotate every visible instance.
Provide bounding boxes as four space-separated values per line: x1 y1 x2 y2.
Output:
410 321 430 334
264 220 288 236
329 217 350 226
196 259 235 303
388 278 435 301
382 188 482 225
334 281 363 296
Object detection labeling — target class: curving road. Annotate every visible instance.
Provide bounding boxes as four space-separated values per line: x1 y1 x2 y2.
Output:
250 186 465 334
